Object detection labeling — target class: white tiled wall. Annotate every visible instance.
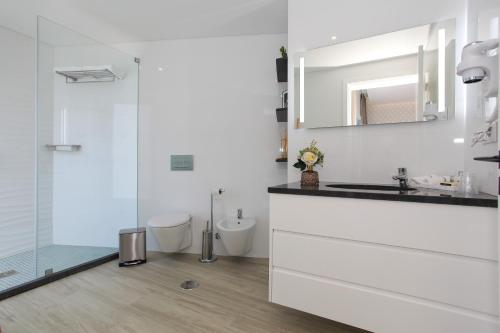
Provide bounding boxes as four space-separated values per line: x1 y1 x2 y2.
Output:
118 33 288 258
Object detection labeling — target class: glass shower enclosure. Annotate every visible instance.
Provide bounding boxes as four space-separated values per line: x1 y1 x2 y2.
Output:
0 17 138 297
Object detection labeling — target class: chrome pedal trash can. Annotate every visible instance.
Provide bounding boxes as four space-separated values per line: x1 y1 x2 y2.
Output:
119 227 147 267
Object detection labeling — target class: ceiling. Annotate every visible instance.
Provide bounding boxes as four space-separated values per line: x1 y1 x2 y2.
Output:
0 0 288 44
79 0 288 42
366 83 417 104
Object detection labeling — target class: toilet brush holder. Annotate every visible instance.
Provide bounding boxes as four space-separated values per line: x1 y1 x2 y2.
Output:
199 222 217 263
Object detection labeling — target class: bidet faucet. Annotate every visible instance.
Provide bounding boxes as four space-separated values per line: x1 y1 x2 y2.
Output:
392 167 409 190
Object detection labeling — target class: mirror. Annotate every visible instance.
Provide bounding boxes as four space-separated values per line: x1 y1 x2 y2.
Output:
295 19 456 128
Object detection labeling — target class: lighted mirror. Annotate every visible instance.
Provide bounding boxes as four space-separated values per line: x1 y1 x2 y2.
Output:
295 19 456 128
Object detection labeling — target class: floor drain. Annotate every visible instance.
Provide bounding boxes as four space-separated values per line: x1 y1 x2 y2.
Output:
180 280 199 290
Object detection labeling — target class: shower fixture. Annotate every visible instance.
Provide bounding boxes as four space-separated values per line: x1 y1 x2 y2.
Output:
457 39 498 97
457 39 499 146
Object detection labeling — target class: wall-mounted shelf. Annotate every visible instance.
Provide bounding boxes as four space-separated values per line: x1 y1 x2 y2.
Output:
46 144 82 152
275 157 288 162
473 155 499 163
276 108 287 122
276 58 287 82
54 65 123 84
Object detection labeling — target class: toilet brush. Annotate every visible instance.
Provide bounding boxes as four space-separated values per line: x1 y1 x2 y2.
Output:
200 220 216 263
199 188 224 263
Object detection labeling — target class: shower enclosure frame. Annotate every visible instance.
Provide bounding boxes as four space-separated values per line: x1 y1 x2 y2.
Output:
0 16 139 301
0 253 117 300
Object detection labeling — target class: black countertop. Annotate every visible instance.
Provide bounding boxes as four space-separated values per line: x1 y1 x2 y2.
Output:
268 182 498 208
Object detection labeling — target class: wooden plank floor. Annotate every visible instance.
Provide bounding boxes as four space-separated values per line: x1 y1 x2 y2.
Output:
0 252 368 333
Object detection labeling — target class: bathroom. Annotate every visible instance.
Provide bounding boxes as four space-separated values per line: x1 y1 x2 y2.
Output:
0 0 499 332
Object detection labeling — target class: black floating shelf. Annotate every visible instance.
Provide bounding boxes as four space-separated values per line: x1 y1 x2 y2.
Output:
276 107 287 122
275 157 288 162
473 155 500 163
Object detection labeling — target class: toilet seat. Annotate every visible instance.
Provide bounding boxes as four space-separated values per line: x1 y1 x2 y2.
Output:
148 212 191 228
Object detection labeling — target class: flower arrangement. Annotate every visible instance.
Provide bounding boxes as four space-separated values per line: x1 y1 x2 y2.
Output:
293 140 324 172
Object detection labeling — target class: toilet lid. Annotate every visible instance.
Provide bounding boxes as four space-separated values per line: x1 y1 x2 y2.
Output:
147 212 191 228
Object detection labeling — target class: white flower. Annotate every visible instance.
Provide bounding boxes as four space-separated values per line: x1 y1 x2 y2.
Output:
301 151 318 166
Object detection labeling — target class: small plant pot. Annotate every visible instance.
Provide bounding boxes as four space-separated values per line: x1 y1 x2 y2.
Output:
301 170 319 186
276 58 287 82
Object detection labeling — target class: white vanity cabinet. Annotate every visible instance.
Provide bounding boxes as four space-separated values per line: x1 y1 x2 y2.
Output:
269 193 498 333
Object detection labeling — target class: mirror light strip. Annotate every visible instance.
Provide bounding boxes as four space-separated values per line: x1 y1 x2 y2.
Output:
438 28 446 113
60 108 67 144
299 57 305 123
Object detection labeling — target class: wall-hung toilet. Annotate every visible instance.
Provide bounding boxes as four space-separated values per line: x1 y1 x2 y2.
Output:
148 212 192 253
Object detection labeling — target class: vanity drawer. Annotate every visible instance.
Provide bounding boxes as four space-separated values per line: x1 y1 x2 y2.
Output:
271 269 498 333
272 230 498 315
270 194 497 260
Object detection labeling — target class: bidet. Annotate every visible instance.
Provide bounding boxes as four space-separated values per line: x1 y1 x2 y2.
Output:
216 216 256 256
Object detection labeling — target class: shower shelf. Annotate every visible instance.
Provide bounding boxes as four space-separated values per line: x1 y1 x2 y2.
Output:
54 65 124 83
46 144 82 152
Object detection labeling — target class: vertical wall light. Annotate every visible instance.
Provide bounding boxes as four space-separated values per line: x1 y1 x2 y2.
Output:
60 108 67 144
438 28 446 113
299 57 305 123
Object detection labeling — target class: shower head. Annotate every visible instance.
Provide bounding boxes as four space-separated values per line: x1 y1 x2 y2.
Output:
456 39 499 98
460 68 485 84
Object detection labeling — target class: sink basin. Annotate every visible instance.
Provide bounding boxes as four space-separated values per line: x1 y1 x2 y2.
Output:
326 184 416 191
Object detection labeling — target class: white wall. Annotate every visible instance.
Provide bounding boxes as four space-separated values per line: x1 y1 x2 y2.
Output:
288 0 497 195
118 33 288 258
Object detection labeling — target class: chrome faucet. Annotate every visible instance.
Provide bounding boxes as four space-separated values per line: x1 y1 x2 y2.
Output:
392 167 409 190
237 208 243 219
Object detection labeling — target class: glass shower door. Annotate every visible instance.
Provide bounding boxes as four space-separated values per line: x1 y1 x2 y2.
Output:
36 17 138 277
0 24 37 293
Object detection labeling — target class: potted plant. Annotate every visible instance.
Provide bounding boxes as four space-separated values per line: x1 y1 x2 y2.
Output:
293 140 324 186
276 46 287 82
